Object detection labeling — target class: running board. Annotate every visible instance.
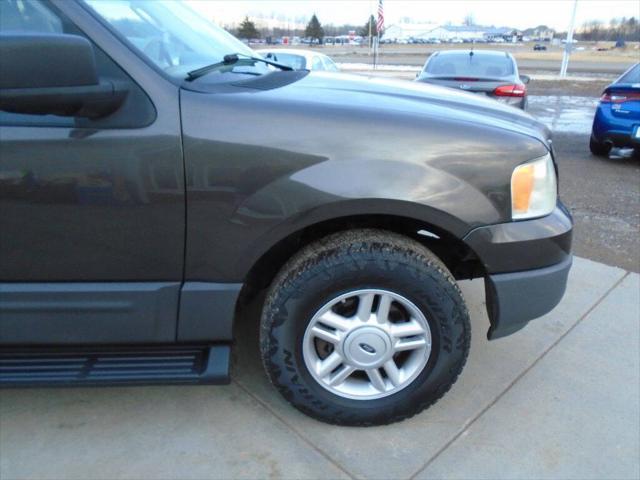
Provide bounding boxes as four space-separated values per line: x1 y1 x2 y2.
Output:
0 345 230 386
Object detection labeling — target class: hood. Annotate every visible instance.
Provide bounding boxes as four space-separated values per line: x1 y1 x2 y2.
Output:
268 71 551 146
181 71 552 233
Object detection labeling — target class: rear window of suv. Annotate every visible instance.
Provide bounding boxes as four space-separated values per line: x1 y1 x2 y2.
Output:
425 53 515 79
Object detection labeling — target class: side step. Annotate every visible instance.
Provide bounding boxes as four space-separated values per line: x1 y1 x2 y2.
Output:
0 345 230 387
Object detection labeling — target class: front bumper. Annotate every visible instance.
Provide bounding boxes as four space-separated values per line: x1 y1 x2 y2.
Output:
463 203 573 339
484 255 572 339
593 130 640 149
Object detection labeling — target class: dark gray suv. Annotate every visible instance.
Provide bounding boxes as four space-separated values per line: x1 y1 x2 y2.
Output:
0 0 572 426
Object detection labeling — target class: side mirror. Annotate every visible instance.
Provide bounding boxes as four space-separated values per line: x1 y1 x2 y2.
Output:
520 74 530 85
0 33 127 118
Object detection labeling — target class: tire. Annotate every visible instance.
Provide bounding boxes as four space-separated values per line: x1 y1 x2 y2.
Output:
589 136 611 157
259 229 471 426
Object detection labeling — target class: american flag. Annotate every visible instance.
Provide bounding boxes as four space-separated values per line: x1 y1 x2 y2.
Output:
376 0 384 34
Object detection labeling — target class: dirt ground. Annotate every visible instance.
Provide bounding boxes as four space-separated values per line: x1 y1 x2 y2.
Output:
526 78 609 96
552 131 639 273
513 77 639 273
330 41 640 62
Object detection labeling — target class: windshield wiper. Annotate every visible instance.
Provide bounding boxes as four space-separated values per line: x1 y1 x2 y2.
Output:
186 53 293 81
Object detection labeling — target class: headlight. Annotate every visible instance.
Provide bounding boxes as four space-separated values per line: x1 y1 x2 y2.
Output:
511 153 557 220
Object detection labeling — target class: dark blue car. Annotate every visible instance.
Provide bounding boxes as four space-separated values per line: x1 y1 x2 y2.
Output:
590 63 640 157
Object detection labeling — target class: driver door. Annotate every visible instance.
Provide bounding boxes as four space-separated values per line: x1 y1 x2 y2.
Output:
0 0 185 344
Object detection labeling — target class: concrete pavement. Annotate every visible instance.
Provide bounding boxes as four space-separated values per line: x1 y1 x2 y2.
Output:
418 272 639 480
1 256 638 480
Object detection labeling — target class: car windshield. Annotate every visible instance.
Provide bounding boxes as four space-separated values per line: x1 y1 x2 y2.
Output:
83 0 266 79
263 53 307 70
618 64 640 84
425 53 514 79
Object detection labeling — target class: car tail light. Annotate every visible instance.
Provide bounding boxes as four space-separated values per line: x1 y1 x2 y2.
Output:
600 92 640 103
493 84 526 97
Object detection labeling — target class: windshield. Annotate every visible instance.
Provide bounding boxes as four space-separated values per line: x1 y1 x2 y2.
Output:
84 0 266 79
264 53 307 70
425 53 515 79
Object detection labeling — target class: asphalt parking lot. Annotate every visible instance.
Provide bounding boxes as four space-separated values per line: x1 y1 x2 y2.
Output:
1 68 639 480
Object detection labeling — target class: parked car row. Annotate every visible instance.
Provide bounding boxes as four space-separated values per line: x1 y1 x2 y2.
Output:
381 37 496 45
263 36 362 47
259 48 530 109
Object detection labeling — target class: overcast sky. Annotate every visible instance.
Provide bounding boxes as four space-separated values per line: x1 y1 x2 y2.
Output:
189 0 639 30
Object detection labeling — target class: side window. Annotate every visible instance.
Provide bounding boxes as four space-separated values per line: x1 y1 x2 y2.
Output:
311 56 324 71
322 56 339 72
0 0 62 33
0 0 155 128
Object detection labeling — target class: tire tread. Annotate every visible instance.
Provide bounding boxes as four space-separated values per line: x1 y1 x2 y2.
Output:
260 229 471 426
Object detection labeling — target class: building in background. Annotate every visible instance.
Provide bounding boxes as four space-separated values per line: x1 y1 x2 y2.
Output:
524 26 556 42
437 25 487 41
381 23 521 43
382 23 439 41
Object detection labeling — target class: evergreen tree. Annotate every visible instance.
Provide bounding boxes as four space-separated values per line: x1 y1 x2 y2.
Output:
237 16 260 40
627 17 638 39
305 14 324 43
359 15 378 38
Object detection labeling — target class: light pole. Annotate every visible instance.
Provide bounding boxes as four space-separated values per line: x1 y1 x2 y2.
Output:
369 14 373 52
560 0 578 77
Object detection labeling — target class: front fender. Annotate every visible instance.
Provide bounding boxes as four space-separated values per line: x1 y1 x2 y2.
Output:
181 88 547 282
234 197 469 280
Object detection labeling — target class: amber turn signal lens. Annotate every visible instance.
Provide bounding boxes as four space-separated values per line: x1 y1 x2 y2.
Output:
511 164 535 213
510 154 557 220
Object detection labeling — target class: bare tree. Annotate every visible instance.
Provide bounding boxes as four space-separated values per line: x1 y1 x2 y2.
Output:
463 13 475 26
581 19 603 41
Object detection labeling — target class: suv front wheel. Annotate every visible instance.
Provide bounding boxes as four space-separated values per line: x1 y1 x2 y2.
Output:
259 229 471 426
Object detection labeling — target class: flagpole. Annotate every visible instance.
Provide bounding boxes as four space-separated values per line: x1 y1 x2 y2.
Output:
368 8 373 53
560 0 578 77
374 0 383 70
374 35 378 69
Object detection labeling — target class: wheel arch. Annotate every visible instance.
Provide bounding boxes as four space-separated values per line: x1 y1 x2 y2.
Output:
234 200 486 311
